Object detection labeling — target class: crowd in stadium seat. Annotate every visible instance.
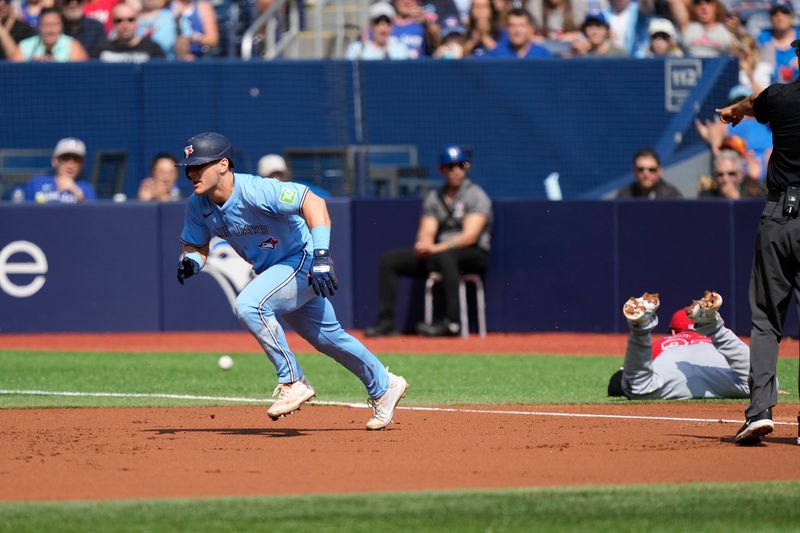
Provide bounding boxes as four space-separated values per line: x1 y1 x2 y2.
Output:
0 0 793 68
0 0 225 60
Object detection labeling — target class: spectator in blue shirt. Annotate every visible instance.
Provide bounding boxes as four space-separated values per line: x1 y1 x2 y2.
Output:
485 7 551 58
756 0 799 85
392 0 461 57
137 0 178 58
24 137 96 203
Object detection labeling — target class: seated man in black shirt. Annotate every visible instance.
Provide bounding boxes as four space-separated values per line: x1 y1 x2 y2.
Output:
365 145 493 337
92 2 164 63
616 147 683 199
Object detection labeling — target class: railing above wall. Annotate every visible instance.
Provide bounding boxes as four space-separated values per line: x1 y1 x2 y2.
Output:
240 0 301 60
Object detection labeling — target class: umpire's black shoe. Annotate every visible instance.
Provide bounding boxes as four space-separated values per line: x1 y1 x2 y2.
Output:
364 320 397 338
735 408 774 445
415 320 460 337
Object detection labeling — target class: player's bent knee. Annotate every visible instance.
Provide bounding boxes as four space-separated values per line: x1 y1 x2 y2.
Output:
235 295 275 323
234 298 254 323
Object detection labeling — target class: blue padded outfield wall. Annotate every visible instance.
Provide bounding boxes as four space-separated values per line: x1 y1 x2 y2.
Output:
0 58 737 200
1 199 796 337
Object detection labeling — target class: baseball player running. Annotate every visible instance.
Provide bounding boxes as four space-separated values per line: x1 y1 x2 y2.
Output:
608 291 751 403
175 132 408 430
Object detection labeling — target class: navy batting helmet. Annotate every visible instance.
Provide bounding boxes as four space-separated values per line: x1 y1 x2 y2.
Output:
177 132 234 168
439 145 469 166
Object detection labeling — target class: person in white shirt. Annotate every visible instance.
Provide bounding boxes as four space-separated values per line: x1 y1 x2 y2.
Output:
346 2 411 60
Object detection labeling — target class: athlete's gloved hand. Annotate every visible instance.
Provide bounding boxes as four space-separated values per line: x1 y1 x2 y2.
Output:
177 255 201 285
308 249 338 298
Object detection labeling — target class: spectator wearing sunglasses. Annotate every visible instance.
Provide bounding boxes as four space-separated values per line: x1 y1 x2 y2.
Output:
59 0 106 53
91 2 164 62
616 147 683 199
365 145 493 338
698 149 766 199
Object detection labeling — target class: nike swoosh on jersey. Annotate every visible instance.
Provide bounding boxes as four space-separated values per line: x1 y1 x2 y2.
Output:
203 211 213 218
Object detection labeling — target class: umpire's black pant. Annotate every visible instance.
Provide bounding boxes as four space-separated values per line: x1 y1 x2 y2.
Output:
748 199 800 417
376 246 489 325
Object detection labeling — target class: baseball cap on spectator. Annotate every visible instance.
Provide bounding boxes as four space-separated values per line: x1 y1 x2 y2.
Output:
719 135 747 156
669 309 694 333
258 154 288 177
769 0 794 15
439 145 469 165
441 24 466 40
53 137 86 158
648 18 677 40
727 84 753 105
369 2 395 23
582 10 609 30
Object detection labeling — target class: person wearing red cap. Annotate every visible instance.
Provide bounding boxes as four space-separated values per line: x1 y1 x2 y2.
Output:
608 291 750 401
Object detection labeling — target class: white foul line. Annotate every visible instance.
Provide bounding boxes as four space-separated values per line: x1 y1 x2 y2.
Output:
0 389 796 426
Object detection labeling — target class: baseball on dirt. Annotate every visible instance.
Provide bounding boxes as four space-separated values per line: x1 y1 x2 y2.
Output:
217 355 234 370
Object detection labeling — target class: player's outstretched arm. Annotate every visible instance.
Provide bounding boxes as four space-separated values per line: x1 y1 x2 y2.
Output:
177 244 208 285
716 94 756 127
302 192 338 298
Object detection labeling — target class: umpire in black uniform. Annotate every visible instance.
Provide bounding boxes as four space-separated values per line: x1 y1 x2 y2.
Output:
716 41 800 445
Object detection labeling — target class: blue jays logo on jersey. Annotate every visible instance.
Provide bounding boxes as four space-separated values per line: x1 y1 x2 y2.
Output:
258 237 279 249
184 145 194 159
453 201 465 219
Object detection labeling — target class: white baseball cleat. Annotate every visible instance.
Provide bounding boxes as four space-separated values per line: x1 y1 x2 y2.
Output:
622 292 660 326
268 376 315 420
685 291 723 325
366 372 409 430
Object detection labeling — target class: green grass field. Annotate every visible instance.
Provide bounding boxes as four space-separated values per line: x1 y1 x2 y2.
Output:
1 348 798 532
1 482 799 533
2 350 798 408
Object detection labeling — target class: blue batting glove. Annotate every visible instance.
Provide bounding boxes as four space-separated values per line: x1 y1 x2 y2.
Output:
177 255 201 285
308 249 338 298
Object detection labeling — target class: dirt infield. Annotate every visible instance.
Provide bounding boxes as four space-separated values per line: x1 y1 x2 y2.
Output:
2 403 799 501
1 332 798 501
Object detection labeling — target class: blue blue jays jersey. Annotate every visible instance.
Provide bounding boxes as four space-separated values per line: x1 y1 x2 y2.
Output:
180 173 311 274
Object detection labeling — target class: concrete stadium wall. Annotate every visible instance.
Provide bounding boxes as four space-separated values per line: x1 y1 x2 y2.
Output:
1 199 792 337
